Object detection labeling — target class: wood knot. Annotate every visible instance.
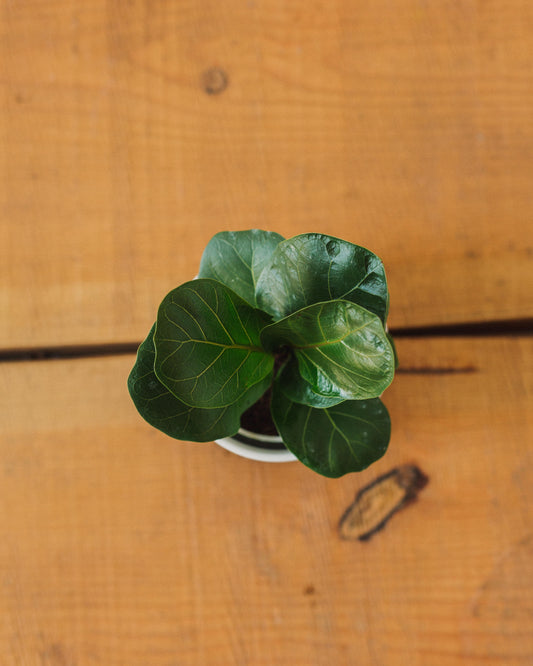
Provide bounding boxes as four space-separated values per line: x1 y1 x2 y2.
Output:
338 464 429 541
202 67 228 95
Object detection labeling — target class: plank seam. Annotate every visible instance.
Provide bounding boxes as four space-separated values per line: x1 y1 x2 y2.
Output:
0 318 531 363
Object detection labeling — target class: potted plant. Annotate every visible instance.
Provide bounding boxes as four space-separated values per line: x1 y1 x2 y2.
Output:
128 230 397 477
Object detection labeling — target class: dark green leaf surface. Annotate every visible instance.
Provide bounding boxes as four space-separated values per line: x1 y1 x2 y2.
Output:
387 332 399 370
255 233 389 321
276 357 344 408
198 229 285 307
261 300 395 401
128 325 270 442
154 279 274 409
271 382 391 477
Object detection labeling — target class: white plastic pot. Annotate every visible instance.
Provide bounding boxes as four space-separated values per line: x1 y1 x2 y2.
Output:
215 428 297 463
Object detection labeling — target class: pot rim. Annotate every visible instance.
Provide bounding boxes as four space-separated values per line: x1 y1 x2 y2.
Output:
215 429 297 463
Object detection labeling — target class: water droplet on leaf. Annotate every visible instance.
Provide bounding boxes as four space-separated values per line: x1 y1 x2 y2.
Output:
326 240 340 257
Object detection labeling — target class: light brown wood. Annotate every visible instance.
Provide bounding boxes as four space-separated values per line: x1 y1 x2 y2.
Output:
2 1 533 348
2 337 532 665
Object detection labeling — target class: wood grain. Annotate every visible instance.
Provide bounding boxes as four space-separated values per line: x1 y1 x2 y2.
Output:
2 1 533 348
2 337 532 665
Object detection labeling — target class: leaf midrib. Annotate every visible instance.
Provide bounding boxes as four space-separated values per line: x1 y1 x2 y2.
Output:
291 320 374 350
157 337 263 352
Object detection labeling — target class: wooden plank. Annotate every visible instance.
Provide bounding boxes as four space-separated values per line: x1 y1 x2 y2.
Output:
2 1 533 348
1 337 532 665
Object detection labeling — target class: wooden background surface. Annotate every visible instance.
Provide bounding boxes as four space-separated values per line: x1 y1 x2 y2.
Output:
1 1 532 665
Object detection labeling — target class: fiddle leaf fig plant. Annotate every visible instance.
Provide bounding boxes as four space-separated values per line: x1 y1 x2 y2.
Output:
128 230 396 478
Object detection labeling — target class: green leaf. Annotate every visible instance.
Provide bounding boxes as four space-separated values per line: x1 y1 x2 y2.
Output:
261 300 395 401
276 357 345 408
198 229 285 307
154 279 275 409
255 233 389 322
387 332 399 370
128 325 271 442
271 381 391 477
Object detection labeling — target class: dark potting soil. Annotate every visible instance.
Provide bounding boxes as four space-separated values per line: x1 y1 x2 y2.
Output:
239 352 289 448
240 386 279 436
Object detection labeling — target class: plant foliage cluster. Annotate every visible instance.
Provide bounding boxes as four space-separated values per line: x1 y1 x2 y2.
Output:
128 230 397 477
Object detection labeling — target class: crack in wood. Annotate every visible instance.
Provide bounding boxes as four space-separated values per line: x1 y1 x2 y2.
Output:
0 317 530 364
0 343 139 363
391 317 533 338
398 366 478 374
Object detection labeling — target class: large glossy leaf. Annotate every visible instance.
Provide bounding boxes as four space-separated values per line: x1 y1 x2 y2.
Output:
271 381 391 477
198 229 285 308
154 279 274 408
128 325 271 442
276 357 345 408
255 233 389 322
261 300 395 400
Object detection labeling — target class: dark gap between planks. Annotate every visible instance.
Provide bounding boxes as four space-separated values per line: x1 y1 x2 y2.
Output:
391 317 533 338
0 342 140 363
0 317 531 364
